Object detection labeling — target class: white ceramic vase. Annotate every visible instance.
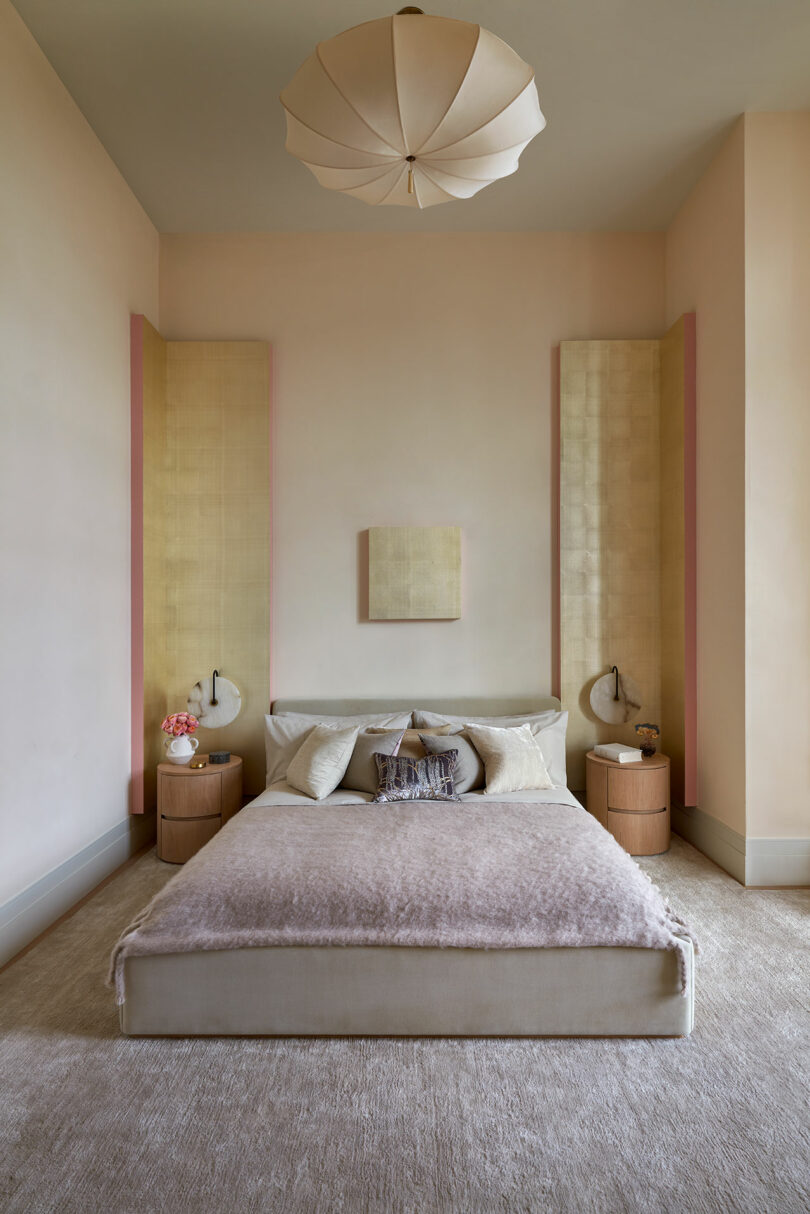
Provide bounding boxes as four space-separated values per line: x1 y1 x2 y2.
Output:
164 734 199 765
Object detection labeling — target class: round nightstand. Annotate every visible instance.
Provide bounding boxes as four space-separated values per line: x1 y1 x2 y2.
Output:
156 755 243 864
585 751 670 855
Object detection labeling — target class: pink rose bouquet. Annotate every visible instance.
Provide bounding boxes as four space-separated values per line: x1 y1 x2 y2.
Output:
161 712 199 737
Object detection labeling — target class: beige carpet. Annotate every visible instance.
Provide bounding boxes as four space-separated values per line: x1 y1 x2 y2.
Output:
1 836 808 1214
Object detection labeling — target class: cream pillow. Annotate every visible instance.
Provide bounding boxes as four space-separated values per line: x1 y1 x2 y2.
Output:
415 710 569 787
463 722 553 796
286 723 361 800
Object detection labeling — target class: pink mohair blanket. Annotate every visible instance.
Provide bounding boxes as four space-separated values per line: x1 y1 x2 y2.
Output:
110 801 697 1003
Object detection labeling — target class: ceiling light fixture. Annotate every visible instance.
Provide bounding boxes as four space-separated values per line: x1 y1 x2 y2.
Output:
280 7 545 209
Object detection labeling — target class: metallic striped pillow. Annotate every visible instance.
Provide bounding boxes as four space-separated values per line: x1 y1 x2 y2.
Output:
373 751 460 802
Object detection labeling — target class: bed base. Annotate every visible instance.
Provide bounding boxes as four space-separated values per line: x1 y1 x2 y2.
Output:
120 943 694 1037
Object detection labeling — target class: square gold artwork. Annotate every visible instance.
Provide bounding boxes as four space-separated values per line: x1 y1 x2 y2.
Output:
368 526 461 620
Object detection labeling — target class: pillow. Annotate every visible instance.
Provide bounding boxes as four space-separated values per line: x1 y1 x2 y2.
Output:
463 723 553 796
264 716 317 787
367 724 455 760
414 708 560 731
531 713 568 788
419 731 485 793
265 711 411 787
276 710 412 728
340 728 406 793
286 723 361 800
414 710 569 788
374 751 460 803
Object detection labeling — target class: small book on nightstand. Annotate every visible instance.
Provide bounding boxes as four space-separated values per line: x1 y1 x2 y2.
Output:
593 743 644 763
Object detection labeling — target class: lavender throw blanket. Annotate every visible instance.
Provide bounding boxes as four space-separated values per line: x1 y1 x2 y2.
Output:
111 801 696 1002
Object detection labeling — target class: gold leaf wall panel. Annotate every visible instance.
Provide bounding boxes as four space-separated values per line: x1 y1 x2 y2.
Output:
163 342 271 797
139 336 271 807
560 340 662 789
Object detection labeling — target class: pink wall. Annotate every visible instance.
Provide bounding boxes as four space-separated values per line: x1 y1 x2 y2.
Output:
744 113 810 841
160 232 665 704
665 120 747 836
0 0 159 908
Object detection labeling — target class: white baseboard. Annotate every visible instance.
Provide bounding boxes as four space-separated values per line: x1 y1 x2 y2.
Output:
672 804 746 884
745 837 810 887
673 805 809 887
0 814 156 968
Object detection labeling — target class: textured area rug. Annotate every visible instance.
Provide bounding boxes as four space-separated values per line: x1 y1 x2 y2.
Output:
1 836 808 1213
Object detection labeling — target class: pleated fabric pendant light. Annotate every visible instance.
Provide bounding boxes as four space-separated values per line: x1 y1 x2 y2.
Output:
280 7 545 209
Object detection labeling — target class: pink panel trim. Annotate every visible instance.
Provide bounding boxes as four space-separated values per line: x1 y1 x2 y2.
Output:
682 313 698 807
551 346 561 701
130 315 145 815
267 345 274 708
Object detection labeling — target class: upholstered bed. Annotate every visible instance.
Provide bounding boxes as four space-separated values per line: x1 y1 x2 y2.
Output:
115 698 695 1037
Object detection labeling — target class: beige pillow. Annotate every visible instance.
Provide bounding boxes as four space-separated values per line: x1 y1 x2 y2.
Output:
463 722 553 796
286 723 361 800
368 724 454 760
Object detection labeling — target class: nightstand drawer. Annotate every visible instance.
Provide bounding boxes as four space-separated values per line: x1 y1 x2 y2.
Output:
608 808 669 856
160 814 222 864
158 773 221 818
608 767 668 812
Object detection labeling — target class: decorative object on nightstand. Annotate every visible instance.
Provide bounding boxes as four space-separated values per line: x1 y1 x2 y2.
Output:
157 755 243 864
585 750 670 856
589 665 643 725
161 712 200 765
635 722 660 759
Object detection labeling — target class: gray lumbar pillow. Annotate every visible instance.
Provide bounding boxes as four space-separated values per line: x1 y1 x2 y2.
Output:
419 731 485 794
341 728 406 793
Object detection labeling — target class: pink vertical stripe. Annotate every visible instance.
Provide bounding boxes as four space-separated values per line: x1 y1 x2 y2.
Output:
130 315 145 815
682 313 698 807
551 346 561 701
267 345 274 710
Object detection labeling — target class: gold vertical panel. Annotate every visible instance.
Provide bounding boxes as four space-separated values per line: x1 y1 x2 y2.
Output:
659 318 686 804
560 340 662 789
368 526 461 619
163 342 271 796
141 319 168 814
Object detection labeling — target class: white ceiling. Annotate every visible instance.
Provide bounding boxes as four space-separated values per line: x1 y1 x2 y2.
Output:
12 0 810 232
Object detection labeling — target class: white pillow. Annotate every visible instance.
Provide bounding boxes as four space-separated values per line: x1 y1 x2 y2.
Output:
529 714 568 788
286 723 361 800
264 716 316 787
264 711 411 787
414 709 568 788
276 711 412 728
463 723 553 796
414 708 559 730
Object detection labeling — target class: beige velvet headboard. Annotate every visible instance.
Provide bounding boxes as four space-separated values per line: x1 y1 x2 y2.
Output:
271 697 561 717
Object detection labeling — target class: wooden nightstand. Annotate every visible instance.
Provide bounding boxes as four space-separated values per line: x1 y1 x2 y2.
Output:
157 755 243 864
585 751 670 856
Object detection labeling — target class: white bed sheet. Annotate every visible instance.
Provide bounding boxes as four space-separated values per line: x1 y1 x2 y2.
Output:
248 781 584 811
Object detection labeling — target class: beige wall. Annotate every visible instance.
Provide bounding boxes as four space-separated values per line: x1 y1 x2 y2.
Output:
0 0 159 907
664 120 747 836
744 113 810 841
160 232 664 706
